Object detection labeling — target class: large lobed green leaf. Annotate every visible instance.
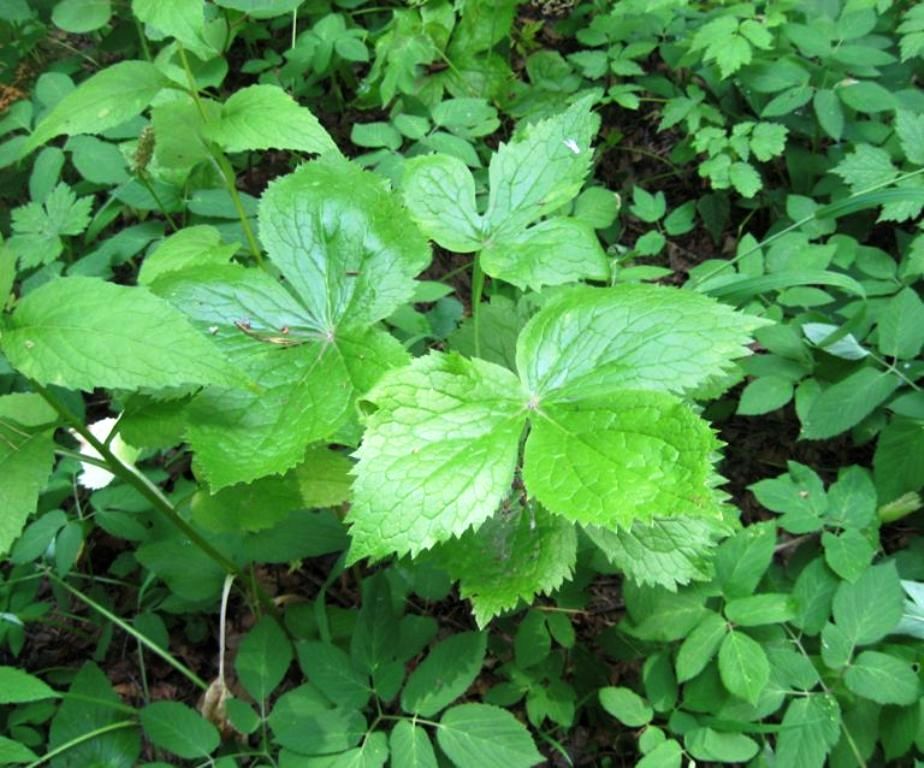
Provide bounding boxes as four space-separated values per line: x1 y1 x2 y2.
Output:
151 157 429 487
349 284 763 569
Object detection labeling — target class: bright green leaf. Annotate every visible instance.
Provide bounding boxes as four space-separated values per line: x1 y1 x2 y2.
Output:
401 632 486 716
718 630 770 705
436 704 543 768
203 84 338 156
347 353 526 561
26 61 167 151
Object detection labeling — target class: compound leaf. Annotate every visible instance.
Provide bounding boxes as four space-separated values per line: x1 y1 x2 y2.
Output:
347 352 527 561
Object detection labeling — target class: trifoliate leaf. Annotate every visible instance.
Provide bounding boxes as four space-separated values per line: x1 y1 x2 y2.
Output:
26 61 167 151
585 515 729 591
203 84 338 156
259 156 431 331
347 353 527 561
485 95 600 238
402 154 483 253
9 182 92 268
433 503 577 626
523 393 722 527
1 277 242 392
481 217 609 291
516 284 767 400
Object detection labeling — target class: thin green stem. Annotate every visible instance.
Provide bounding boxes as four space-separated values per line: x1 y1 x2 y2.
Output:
34 382 239 576
471 256 486 359
45 569 209 691
25 721 138 768
136 173 180 232
176 44 264 266
690 167 924 288
213 151 264 266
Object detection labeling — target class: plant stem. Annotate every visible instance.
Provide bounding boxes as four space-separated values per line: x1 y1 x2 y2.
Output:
690 167 924 288
25 721 138 768
214 151 264 266
45 569 209 690
471 255 486 358
176 43 264 266
33 382 240 577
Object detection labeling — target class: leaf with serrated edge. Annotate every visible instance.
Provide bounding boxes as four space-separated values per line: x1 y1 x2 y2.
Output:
26 61 167 150
403 154 483 252
718 630 769 705
2 277 242 391
390 720 438 768
586 515 729 591
485 95 600 238
524 393 722 527
347 352 527 562
0 425 55 556
516 284 768 401
258 156 431 332
481 217 610 291
203 84 338 156
432 504 577 626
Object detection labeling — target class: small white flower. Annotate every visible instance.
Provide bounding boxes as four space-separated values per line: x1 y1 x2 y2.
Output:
70 417 139 490
563 138 581 155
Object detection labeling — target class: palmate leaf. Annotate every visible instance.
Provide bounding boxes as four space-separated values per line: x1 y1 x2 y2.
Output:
348 285 763 570
402 97 609 290
150 157 429 488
